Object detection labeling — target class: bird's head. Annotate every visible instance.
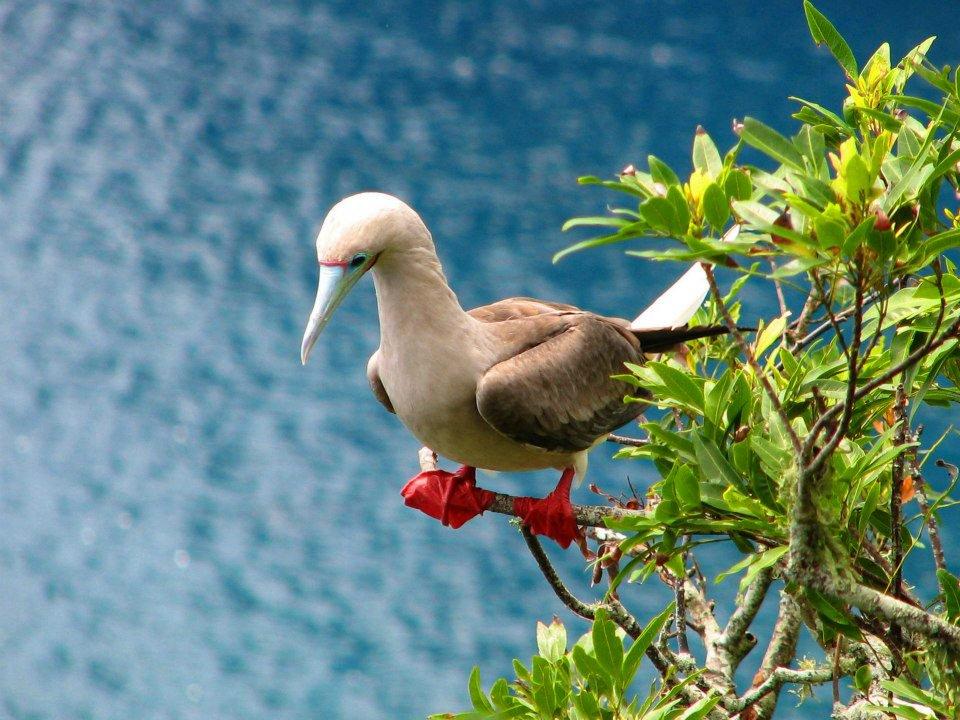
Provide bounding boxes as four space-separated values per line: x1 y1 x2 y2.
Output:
300 192 428 364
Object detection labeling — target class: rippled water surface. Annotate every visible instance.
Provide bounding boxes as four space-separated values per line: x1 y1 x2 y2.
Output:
2 1 958 718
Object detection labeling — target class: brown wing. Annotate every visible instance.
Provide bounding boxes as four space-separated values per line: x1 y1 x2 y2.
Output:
467 297 579 323
366 350 395 414
476 313 650 453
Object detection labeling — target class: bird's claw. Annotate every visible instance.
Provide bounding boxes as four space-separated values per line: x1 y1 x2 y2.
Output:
512 468 579 549
401 465 495 529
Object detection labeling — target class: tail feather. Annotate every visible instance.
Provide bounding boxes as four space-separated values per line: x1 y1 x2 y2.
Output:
631 225 741 332
633 325 731 353
630 263 710 331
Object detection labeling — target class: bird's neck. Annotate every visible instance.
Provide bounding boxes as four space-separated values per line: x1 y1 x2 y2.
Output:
372 246 473 351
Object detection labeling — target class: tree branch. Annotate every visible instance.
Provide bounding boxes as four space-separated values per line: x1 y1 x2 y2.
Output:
749 591 804 720
518 526 726 714
732 660 854 714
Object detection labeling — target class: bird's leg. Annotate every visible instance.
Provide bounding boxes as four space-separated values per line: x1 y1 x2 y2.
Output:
512 468 579 549
400 464 495 529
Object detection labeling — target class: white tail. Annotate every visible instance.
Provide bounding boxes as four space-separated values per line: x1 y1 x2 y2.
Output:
630 224 739 331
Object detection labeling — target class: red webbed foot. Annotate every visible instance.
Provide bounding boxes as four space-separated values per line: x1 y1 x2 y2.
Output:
400 465 495 529
512 468 579 549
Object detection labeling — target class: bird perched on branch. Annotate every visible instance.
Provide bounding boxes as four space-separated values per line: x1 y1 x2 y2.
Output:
300 192 728 548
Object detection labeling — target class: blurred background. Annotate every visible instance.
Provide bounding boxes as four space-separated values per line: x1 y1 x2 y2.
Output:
1 1 957 718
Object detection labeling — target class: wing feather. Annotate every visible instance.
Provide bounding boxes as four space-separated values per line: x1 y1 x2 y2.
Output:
366 350 395 414
476 315 649 453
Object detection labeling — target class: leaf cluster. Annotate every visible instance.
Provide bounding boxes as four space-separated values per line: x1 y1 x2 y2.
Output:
439 4 960 718
431 608 720 720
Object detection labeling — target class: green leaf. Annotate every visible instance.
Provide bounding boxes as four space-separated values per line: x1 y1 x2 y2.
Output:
561 216 631 232
576 174 646 197
714 552 755 584
841 215 876 257
702 182 730 229
693 128 723 179
674 464 701 511
468 666 494 713
553 223 643 262
667 184 692 235
740 117 806 171
790 96 855 134
571 644 604 682
751 433 792 476
692 432 748 494
622 602 674 686
754 312 789 359
738 546 788 594
723 169 753 201
591 608 624 685
794 124 828 175
814 210 846 250
677 693 722 720
769 256 824 278
880 678 948 715
648 155 680 187
803 1 858 78
931 146 960 183
913 228 960 266
641 196 679 235
842 153 872 203
806 587 863 641
937 569 960 621
647 362 705 414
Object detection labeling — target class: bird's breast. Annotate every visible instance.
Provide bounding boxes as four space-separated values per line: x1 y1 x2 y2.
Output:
377 341 571 472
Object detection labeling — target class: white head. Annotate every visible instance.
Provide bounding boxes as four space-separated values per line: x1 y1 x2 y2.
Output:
300 192 430 364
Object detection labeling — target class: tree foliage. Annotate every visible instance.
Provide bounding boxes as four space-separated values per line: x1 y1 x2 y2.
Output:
435 4 960 718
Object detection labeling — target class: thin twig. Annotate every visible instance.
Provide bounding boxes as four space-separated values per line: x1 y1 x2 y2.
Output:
520 526 712 703
769 258 789 323
811 270 850 360
788 277 906 355
733 660 853 713
725 567 774 654
804 273 865 472
801 317 960 466
791 288 818 344
521 526 596 621
914 474 946 575
418 447 778 543
890 386 909 604
675 568 691 656
607 434 648 447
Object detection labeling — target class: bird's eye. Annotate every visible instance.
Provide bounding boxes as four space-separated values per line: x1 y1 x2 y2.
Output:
350 253 368 269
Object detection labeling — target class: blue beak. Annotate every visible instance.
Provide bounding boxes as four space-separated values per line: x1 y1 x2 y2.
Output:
300 263 351 365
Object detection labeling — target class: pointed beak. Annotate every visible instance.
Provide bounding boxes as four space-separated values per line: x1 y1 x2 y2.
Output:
300 263 350 365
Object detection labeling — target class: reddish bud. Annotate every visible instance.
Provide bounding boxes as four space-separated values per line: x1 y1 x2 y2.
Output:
620 164 636 176
732 118 745 135
873 208 891 231
771 210 793 246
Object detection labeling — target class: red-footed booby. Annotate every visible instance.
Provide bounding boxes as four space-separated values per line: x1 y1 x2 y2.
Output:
300 192 724 548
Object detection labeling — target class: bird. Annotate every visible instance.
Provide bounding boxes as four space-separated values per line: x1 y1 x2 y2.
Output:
300 192 728 549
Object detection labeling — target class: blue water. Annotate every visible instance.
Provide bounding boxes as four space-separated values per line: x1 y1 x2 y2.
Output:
2 1 958 718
